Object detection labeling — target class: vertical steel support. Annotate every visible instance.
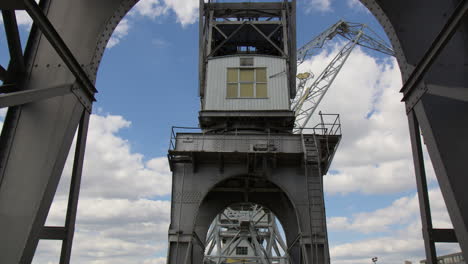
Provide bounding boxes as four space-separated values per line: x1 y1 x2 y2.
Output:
1 9 25 78
407 110 438 264
59 110 90 264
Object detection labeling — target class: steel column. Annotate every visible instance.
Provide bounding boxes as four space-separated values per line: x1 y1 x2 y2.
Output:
412 96 468 260
60 110 90 264
0 84 73 108
2 9 25 80
407 110 438 264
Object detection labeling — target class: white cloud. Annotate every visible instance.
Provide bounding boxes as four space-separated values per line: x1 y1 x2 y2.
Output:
152 38 168 48
328 189 452 234
328 188 458 263
131 0 198 25
162 0 199 26
0 108 6 132
346 0 367 11
325 161 415 195
57 114 172 200
30 113 172 264
298 43 438 195
306 0 333 12
15 11 33 27
107 19 131 49
107 0 198 48
131 0 169 20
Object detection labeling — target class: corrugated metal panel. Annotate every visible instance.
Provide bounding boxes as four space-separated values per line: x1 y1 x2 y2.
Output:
204 56 290 111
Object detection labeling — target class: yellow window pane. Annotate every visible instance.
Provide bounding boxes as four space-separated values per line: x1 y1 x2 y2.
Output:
227 68 238 83
239 69 254 82
227 84 238 98
240 83 254 97
256 68 267 82
256 83 267 98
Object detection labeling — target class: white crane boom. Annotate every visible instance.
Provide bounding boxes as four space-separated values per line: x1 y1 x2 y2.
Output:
293 21 395 133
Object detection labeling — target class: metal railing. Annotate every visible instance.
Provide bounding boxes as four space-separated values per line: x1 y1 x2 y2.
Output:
168 126 203 152
294 112 341 136
311 112 341 136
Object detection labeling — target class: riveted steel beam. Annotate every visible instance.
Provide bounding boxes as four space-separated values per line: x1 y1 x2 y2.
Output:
22 0 97 101
401 0 468 112
0 84 73 108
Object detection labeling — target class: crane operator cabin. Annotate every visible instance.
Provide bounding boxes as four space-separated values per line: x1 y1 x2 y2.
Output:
198 0 297 131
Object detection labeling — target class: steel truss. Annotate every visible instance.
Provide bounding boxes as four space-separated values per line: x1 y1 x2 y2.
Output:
204 204 290 264
0 0 467 263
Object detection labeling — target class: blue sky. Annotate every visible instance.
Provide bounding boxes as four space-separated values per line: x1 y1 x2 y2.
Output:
0 0 460 263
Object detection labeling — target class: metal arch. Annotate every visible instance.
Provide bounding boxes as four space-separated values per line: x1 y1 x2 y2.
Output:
0 0 466 264
0 0 140 263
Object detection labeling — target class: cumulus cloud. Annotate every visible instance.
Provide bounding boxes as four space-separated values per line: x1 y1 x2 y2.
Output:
328 188 458 263
56 114 172 200
328 189 451 234
132 0 199 25
162 0 199 25
107 19 131 49
107 0 198 48
298 43 438 195
30 113 172 264
306 0 333 12
131 0 169 20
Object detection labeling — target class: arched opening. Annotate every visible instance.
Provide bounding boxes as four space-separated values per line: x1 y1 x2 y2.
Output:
204 203 289 264
186 175 303 264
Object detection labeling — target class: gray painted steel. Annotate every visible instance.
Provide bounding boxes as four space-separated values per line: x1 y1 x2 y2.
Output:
204 56 289 111
0 0 467 263
167 133 338 263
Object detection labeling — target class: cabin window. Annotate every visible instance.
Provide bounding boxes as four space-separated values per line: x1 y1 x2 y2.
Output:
236 246 248 255
226 68 267 98
240 57 254 66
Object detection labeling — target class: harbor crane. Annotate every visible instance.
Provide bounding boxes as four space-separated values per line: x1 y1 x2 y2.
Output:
203 20 395 264
293 20 395 133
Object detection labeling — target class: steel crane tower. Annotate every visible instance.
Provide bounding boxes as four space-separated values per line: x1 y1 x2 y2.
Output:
201 20 394 264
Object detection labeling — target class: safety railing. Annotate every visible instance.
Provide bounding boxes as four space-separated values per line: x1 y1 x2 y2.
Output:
168 126 203 152
311 112 341 136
